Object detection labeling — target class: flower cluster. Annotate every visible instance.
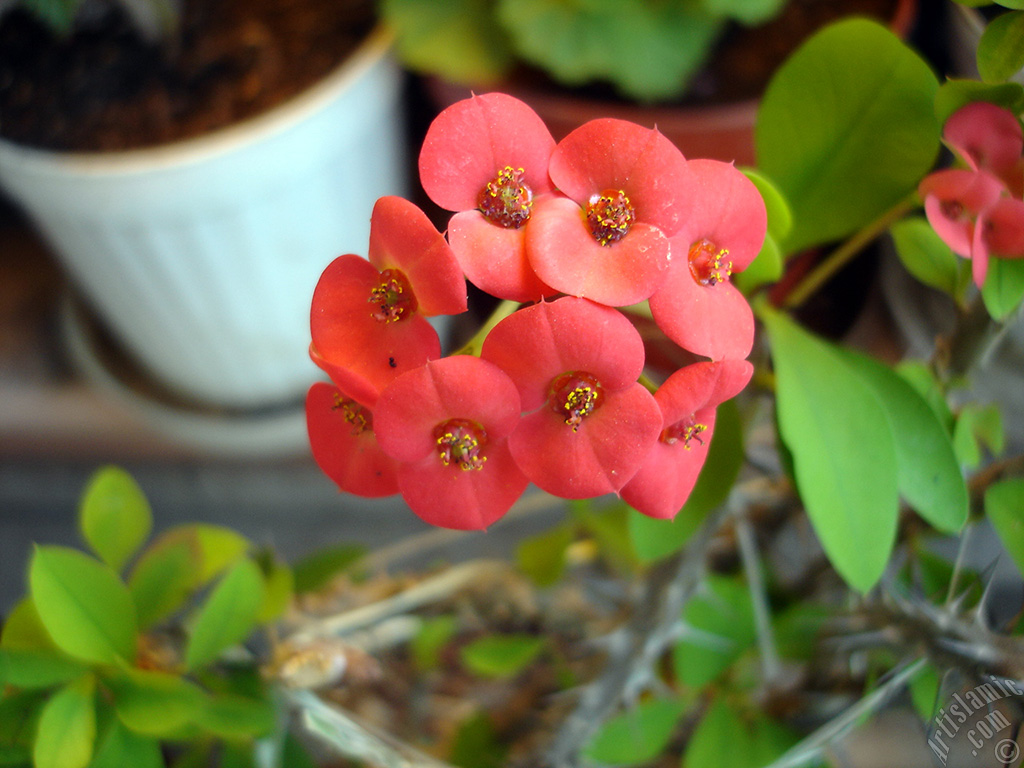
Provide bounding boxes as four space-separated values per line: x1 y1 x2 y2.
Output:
919 101 1024 287
306 93 764 530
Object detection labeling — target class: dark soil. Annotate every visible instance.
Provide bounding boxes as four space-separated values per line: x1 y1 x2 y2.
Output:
0 0 375 151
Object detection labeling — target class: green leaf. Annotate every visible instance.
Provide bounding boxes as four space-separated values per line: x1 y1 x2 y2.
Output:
411 615 459 673
33 675 95 768
78 466 152 574
450 711 505 768
978 11 1024 83
108 670 204 736
981 257 1024 319
583 698 686 766
199 694 276 739
29 546 137 665
703 0 787 25
256 555 293 624
736 233 784 294
127 538 198 630
896 361 955 432
756 19 939 253
460 635 545 679
516 523 573 587
89 720 163 768
986 478 1024 577
184 558 264 670
381 0 513 84
772 603 830 661
168 524 250 586
684 697 799 768
0 649 88 690
292 544 366 595
953 403 1005 468
629 398 743 563
673 575 756 688
0 689 44 763
890 218 966 298
837 349 968 532
909 662 941 721
935 79 1024 125
743 169 793 243
0 599 57 652
762 308 899 592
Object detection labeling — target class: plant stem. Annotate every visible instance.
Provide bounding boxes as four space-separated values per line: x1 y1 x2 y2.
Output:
735 510 782 686
782 194 918 310
453 299 521 357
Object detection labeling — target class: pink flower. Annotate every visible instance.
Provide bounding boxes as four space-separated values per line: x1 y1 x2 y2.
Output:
621 361 752 520
481 297 662 499
419 92 556 302
648 159 766 361
527 118 691 307
310 196 467 406
306 382 399 498
944 101 1023 196
373 356 528 530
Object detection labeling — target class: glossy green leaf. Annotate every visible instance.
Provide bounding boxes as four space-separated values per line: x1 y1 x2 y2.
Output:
184 558 264 671
0 599 56 652
0 649 88 690
516 522 573 587
684 697 799 768
890 218 966 298
199 694 276 739
674 575 756 688
743 168 793 242
90 720 163 768
986 478 1024 577
935 79 1024 124
29 546 137 665
629 398 743 563
33 675 95 768
171 524 250 586
78 466 152 574
981 257 1024 319
756 19 939 253
584 698 686 766
128 538 198 629
978 11 1024 83
292 544 366 594
838 349 968 532
109 669 204 736
953 403 1005 468
461 635 545 679
762 308 899 592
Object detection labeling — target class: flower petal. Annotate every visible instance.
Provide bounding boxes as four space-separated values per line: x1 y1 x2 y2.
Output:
944 101 1023 178
526 196 669 306
984 197 1024 258
305 382 399 498
368 196 467 316
657 360 753 422
418 92 555 212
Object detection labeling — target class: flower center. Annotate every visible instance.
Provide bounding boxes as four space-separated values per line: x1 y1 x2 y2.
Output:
331 393 372 436
434 419 488 471
688 239 733 287
478 166 533 229
369 269 417 323
940 199 966 221
661 417 707 449
586 189 636 245
550 371 604 432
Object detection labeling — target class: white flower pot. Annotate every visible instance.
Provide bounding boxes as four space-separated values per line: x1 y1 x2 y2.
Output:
0 26 408 409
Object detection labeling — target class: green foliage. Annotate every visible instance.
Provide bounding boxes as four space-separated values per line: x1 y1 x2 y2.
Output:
583 697 686 766
981 257 1024 319
450 711 506 768
460 635 546 678
684 697 799 768
986 478 1024 577
756 19 940 253
977 10 1024 83
33 675 95 768
107 669 205 736
762 308 899 592
184 559 265 671
935 79 1024 124
736 170 790 293
953 403 1005 468
516 522 574 587
890 218 970 300
674 575 756 688
291 543 367 594
78 466 152 574
411 615 459 672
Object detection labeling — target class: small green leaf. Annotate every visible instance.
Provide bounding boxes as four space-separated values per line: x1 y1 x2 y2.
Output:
29 546 137 665
108 670 204 736
674 575 756 688
953 403 1005 468
461 635 545 679
199 694 276 739
450 711 505 768
684 697 799 768
0 689 43 762
516 523 573 587
756 19 939 253
762 308 900 592
90 720 163 768
909 662 941 721
33 675 95 768
184 558 264 671
292 544 366 594
256 555 293 624
981 257 1024 319
0 649 88 689
896 361 955 432
128 538 198 629
173 524 251 586
986 478 1024 577
0 599 56 652
838 349 968 532
78 466 152 574
978 10 1024 83
735 232 784 294
629 398 743 563
935 79 1024 125
743 168 793 242
583 698 685 766
411 615 459 673
890 218 966 298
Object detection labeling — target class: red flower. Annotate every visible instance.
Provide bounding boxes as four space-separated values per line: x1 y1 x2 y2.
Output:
944 101 1023 196
526 118 691 306
621 361 752 520
310 197 466 406
373 356 528 530
306 382 399 498
648 159 766 361
419 92 556 302
481 297 662 499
